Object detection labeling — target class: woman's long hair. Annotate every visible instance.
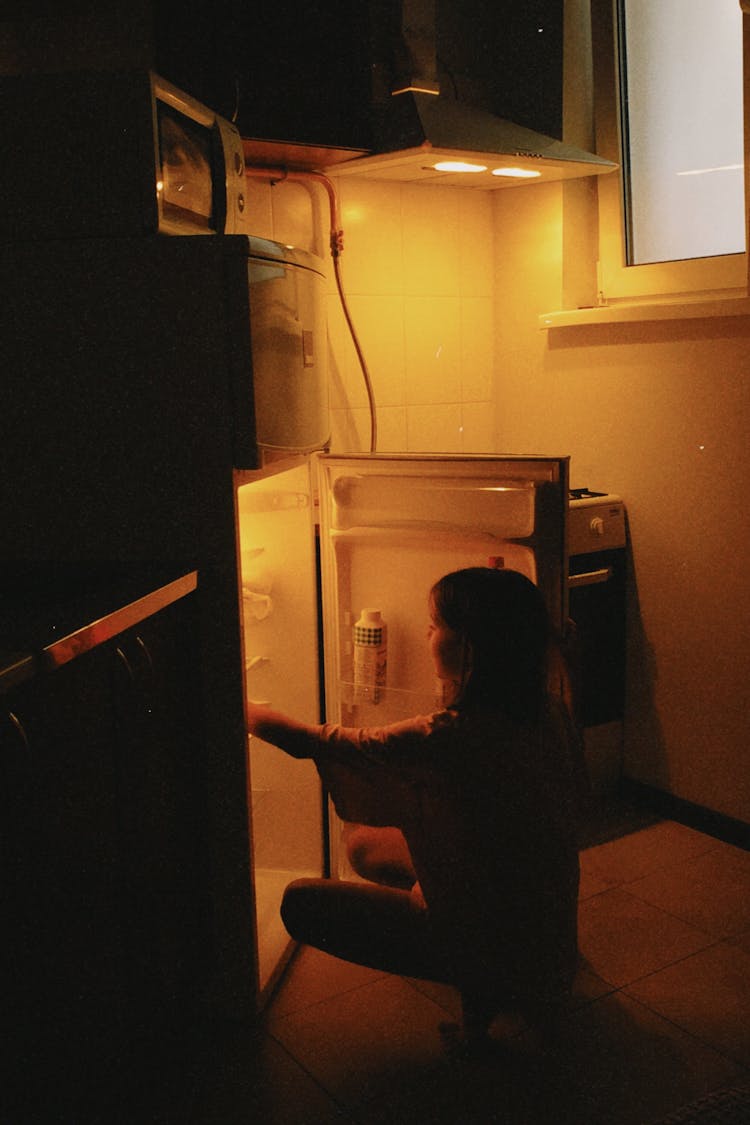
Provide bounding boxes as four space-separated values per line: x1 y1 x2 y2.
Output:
430 567 552 722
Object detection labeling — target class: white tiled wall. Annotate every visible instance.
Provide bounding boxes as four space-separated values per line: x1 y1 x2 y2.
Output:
242 174 497 455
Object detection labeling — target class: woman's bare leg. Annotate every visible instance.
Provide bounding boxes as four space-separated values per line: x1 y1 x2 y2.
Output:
343 825 417 890
280 877 452 982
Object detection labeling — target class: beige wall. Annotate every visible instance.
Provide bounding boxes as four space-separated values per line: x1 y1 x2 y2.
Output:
244 165 750 825
494 182 750 824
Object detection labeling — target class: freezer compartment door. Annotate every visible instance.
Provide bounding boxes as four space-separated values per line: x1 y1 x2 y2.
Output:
235 458 324 996
316 454 568 728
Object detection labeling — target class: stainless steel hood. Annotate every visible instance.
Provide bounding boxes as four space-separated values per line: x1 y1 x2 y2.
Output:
328 0 617 190
328 91 618 189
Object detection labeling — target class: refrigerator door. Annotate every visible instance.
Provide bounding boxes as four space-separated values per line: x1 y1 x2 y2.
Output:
235 458 325 995
316 453 569 728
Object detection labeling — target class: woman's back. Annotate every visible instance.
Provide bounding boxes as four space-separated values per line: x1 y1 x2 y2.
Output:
394 702 582 1004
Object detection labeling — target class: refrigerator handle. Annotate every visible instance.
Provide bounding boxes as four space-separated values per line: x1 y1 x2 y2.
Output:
568 566 613 589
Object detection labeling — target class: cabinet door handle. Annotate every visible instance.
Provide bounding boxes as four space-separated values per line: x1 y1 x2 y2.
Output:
4 710 30 753
568 566 613 589
115 645 135 682
135 635 154 675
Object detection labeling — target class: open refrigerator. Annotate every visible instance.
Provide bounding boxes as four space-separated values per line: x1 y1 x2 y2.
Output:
236 451 569 995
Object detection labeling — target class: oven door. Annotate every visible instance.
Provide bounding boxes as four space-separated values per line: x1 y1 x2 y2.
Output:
568 547 626 728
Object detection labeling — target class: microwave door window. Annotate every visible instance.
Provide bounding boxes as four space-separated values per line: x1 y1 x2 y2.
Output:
158 105 214 232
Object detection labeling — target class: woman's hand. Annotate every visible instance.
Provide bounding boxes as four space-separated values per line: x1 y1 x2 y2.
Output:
245 701 318 760
245 700 273 736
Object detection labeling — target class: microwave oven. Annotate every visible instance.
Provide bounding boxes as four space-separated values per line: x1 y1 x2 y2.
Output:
0 70 247 240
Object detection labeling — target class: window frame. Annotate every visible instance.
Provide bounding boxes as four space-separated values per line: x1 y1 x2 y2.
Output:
591 0 748 304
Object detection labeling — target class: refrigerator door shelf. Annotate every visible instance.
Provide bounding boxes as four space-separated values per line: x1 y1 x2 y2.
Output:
328 474 536 535
327 526 540 559
336 680 444 725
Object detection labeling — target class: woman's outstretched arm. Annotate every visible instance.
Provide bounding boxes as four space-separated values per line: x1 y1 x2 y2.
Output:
245 702 321 759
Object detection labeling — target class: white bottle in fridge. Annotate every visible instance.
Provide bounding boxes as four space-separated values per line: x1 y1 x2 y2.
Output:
353 608 387 704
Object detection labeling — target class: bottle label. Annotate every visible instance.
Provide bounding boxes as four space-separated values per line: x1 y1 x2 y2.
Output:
353 638 387 703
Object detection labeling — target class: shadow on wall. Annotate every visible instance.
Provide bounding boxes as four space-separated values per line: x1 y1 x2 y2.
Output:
623 520 668 791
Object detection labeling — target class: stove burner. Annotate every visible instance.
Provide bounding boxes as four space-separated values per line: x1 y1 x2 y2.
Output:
569 487 607 501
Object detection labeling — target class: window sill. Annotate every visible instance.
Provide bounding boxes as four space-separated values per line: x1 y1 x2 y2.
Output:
539 293 750 330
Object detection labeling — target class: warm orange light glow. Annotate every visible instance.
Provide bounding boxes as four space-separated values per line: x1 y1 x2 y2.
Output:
492 167 542 179
391 83 440 96
431 161 488 174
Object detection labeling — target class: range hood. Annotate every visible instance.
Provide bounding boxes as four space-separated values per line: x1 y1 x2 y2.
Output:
328 91 618 189
327 0 617 190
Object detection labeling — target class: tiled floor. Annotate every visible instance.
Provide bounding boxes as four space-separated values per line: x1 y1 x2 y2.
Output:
179 811 750 1125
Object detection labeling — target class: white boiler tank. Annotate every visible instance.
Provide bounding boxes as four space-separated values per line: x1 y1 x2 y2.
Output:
247 236 329 462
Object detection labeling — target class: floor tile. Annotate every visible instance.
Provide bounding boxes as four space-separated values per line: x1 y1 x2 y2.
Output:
625 939 750 1067
626 843 750 938
269 974 454 1109
268 944 388 1019
187 1020 354 1125
519 991 743 1125
578 860 616 900
729 929 750 956
402 976 463 1021
569 961 617 1006
579 820 715 894
350 992 742 1125
578 887 714 987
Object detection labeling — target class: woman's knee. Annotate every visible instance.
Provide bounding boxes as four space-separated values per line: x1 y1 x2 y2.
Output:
280 878 324 942
345 825 378 876
345 826 416 888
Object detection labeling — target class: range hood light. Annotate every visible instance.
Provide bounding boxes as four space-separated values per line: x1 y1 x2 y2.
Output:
492 166 542 179
431 160 487 173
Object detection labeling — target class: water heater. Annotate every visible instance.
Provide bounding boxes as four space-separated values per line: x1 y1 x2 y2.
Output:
246 236 329 461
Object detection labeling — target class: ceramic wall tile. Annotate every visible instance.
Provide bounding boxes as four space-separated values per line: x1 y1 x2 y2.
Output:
329 406 373 454
406 404 463 452
460 401 496 453
460 297 494 401
372 406 408 452
458 191 494 298
326 301 364 409
345 295 406 407
335 180 405 296
401 184 462 297
404 297 462 405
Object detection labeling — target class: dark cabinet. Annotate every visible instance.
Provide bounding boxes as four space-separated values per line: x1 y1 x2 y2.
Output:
113 598 210 1005
2 641 124 1004
151 0 563 148
0 580 209 1118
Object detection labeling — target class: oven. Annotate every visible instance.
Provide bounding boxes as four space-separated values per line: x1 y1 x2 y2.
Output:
568 489 627 793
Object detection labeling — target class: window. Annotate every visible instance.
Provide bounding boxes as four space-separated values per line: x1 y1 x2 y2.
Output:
592 0 747 301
